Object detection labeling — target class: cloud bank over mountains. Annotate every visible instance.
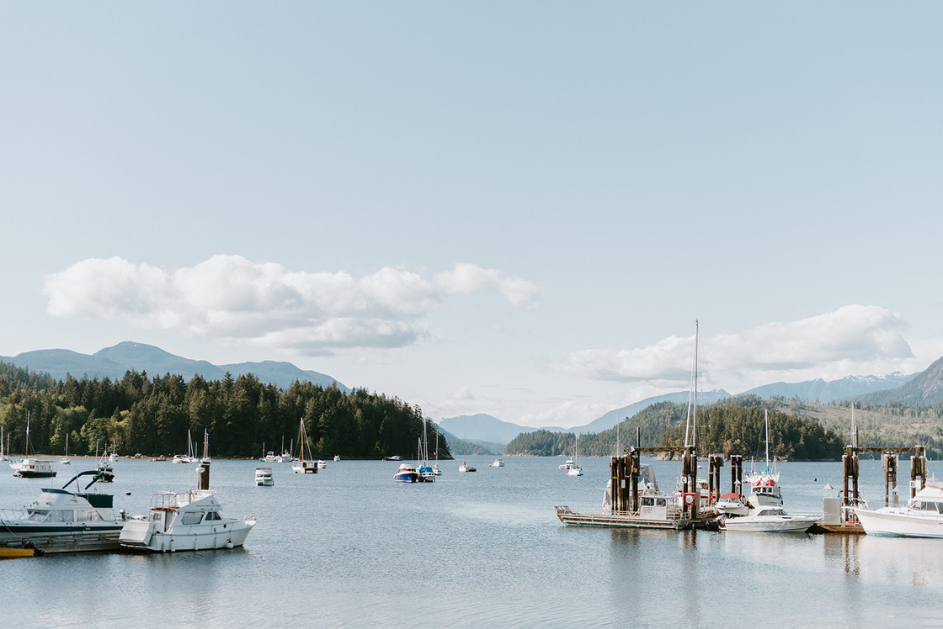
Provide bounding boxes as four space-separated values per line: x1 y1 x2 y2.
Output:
43 255 543 356
556 305 916 394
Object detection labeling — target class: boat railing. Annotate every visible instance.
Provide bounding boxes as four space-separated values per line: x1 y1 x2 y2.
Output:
149 489 215 510
0 508 28 523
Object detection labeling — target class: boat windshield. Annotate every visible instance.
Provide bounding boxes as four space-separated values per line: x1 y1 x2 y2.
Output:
910 500 943 513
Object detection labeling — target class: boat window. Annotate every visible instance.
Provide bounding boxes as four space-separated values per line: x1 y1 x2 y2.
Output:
46 510 75 522
655 498 666 507
641 497 653 506
205 511 221 521
27 509 49 522
181 512 203 525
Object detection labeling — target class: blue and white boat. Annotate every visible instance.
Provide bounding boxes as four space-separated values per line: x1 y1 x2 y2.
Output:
393 463 419 483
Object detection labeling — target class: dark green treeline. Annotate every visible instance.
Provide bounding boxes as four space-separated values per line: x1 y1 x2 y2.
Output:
0 361 449 460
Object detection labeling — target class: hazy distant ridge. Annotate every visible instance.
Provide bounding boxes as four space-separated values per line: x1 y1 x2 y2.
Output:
1 341 349 392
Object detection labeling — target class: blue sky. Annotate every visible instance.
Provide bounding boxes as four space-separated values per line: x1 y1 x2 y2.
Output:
3 3 942 428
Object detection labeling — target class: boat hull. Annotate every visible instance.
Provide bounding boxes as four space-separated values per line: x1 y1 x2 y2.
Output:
722 517 818 533
119 519 256 552
853 507 943 538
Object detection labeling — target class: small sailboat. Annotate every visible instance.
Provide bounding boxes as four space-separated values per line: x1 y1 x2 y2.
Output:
173 430 197 463
417 422 435 482
432 423 442 476
60 433 71 465
566 434 583 476
292 418 318 473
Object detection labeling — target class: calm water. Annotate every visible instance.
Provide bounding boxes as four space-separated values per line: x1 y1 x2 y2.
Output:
2 456 942 627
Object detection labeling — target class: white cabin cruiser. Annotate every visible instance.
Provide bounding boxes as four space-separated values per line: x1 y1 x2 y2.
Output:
255 468 274 486
721 506 818 533
119 450 255 552
0 470 124 553
559 459 576 470
490 458 505 467
853 484 943 537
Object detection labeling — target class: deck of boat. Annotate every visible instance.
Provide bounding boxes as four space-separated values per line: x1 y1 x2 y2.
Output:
554 506 691 530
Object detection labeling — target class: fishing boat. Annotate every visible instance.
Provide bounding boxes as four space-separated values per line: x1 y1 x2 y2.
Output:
255 468 274 486
556 464 689 530
0 470 124 553
292 418 319 474
743 411 782 511
853 483 943 537
119 438 256 552
721 506 818 533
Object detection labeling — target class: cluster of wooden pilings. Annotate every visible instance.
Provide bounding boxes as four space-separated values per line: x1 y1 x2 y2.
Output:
842 444 927 518
610 426 931 529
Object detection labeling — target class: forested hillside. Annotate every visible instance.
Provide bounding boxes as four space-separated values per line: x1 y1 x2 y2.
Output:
0 362 447 460
505 398 844 461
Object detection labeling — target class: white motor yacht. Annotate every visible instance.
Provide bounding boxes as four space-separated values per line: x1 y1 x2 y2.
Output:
255 468 274 486
490 458 505 467
0 470 124 553
721 506 818 533
120 489 256 552
853 484 943 537
559 459 576 470
120 448 255 552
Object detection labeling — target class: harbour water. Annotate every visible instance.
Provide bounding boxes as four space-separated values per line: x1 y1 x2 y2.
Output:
3 455 942 627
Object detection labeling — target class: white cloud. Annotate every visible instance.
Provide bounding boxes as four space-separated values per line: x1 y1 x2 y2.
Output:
556 305 916 391
42 255 541 355
434 263 543 308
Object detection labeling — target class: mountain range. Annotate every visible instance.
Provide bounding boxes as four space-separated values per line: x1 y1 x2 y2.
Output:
440 369 930 447
0 342 349 392
3 341 940 452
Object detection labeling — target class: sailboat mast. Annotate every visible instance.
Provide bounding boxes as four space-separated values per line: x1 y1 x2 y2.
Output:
764 409 770 467
25 411 30 456
693 320 698 450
